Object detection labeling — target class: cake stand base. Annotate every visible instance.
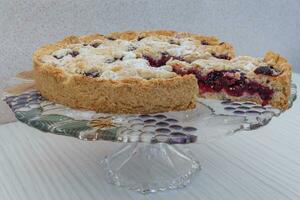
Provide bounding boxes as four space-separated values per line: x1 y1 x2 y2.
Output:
103 142 200 194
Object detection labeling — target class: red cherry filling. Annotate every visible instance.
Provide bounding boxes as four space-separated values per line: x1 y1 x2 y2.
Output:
53 55 63 59
83 71 101 78
211 53 231 60
201 40 209 45
172 66 274 105
105 36 116 41
91 42 101 48
254 66 281 76
143 53 183 67
69 51 79 57
53 51 79 59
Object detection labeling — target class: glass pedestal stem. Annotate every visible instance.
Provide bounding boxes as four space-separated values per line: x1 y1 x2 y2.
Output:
103 142 201 194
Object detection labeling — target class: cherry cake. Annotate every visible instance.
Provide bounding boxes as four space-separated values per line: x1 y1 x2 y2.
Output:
33 30 291 114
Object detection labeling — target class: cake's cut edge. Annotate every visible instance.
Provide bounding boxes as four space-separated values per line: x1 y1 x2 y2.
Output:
198 51 292 110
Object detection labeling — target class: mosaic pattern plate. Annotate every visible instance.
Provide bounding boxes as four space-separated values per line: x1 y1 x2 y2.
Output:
2 77 297 144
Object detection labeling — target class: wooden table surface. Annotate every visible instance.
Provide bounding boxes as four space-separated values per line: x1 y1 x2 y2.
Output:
0 74 300 200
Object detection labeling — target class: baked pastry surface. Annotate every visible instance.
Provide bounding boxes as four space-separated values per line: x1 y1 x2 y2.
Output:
33 30 291 113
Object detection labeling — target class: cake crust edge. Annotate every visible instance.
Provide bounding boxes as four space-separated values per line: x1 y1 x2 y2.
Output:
34 63 198 113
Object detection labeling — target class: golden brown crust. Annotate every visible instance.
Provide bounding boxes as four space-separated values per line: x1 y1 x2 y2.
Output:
263 51 292 109
34 64 198 113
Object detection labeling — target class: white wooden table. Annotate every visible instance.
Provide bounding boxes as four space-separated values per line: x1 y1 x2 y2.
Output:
1 74 300 200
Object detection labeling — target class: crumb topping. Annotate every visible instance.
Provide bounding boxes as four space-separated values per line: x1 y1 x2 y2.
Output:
41 35 273 80
190 56 268 74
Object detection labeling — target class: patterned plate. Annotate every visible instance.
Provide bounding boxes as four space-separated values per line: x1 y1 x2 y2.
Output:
2 74 297 144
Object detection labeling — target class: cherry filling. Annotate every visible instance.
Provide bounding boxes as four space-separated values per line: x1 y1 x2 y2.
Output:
83 71 100 78
143 53 173 67
201 40 209 45
69 51 79 57
142 54 273 105
143 53 183 67
53 50 79 59
254 66 281 76
211 53 231 60
172 66 274 105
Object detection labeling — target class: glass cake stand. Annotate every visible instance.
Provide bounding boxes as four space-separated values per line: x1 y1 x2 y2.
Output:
1 72 297 194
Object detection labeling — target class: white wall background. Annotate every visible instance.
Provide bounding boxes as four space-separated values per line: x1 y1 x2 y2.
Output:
1 0 299 85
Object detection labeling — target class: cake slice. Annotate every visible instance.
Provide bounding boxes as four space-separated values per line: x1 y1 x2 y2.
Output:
168 51 292 109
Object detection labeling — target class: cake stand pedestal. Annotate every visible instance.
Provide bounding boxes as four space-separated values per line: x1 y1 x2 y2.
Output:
104 142 200 193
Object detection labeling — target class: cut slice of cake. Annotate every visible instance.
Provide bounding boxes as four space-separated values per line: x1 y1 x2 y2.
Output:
168 51 291 109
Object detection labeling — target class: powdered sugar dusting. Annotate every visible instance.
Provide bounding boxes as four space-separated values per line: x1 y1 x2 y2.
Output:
41 35 267 80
